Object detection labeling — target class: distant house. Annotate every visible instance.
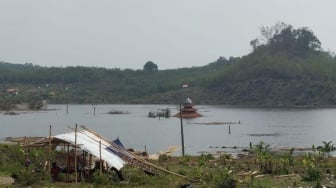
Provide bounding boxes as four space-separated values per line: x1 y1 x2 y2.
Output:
6 88 19 95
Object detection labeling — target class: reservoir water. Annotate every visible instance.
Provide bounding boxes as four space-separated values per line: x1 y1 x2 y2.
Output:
1 104 336 156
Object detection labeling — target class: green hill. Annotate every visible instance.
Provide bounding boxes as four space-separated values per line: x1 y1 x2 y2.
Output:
201 23 336 107
1 22 336 108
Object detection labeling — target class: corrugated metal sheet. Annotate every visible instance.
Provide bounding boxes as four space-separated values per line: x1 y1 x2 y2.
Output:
55 129 125 170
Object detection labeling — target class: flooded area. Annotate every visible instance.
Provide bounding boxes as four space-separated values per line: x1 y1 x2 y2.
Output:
1 104 336 156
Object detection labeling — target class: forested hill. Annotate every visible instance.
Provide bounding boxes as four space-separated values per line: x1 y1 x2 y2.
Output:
1 22 336 108
203 23 336 107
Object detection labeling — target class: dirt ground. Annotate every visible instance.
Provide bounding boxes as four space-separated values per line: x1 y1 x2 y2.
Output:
0 176 15 185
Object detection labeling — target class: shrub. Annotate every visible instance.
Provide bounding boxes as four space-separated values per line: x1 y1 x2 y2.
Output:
212 168 237 188
301 153 322 182
198 153 214 166
92 171 111 186
15 165 48 186
302 166 321 182
178 155 191 166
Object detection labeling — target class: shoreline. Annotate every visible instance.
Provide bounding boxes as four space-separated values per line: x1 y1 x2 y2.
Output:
2 103 336 112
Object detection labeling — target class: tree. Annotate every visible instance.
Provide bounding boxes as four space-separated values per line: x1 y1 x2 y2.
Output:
295 27 321 51
319 141 335 155
251 22 321 57
143 61 158 72
261 22 290 45
250 38 261 50
273 26 321 57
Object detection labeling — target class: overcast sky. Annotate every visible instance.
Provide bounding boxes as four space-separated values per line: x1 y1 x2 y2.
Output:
0 0 335 70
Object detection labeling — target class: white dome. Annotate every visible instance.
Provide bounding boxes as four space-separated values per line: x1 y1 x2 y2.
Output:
184 98 192 104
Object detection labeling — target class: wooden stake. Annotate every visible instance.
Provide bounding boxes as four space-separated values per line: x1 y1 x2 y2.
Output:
99 140 102 175
48 125 52 178
179 104 185 156
63 143 66 180
89 154 92 172
74 124 78 183
82 150 85 169
67 143 70 182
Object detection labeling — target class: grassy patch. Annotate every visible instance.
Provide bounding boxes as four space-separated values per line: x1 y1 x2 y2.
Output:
2 143 336 187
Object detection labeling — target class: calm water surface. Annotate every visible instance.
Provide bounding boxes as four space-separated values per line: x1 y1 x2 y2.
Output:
1 104 336 155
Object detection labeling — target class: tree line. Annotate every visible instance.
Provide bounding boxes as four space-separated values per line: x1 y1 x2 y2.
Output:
1 22 336 109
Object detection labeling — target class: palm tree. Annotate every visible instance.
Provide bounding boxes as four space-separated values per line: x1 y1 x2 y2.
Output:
319 141 335 156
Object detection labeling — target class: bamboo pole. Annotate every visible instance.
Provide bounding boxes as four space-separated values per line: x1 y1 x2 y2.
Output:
74 124 78 184
48 125 52 178
99 140 102 175
63 143 66 181
67 143 70 182
89 154 92 171
82 150 85 169
179 104 185 156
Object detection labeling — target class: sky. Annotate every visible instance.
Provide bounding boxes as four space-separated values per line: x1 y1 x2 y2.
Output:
0 0 336 70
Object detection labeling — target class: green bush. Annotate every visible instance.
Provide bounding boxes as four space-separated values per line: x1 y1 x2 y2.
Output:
302 166 321 182
212 168 237 188
92 171 111 186
0 144 25 176
177 169 187 176
178 155 191 166
198 153 214 166
16 168 41 186
190 167 204 180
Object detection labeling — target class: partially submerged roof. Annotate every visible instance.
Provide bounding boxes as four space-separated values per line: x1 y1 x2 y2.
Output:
54 129 125 171
28 126 193 181
28 128 125 171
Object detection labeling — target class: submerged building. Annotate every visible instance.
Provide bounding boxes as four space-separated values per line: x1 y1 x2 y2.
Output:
174 98 201 118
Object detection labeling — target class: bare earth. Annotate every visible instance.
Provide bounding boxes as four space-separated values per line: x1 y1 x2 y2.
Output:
0 176 15 185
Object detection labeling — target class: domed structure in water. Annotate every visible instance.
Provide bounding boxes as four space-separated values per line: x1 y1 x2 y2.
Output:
174 98 201 118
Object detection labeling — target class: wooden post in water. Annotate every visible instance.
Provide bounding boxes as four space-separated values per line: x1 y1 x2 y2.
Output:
74 124 78 184
179 104 185 156
92 104 97 116
66 87 69 114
